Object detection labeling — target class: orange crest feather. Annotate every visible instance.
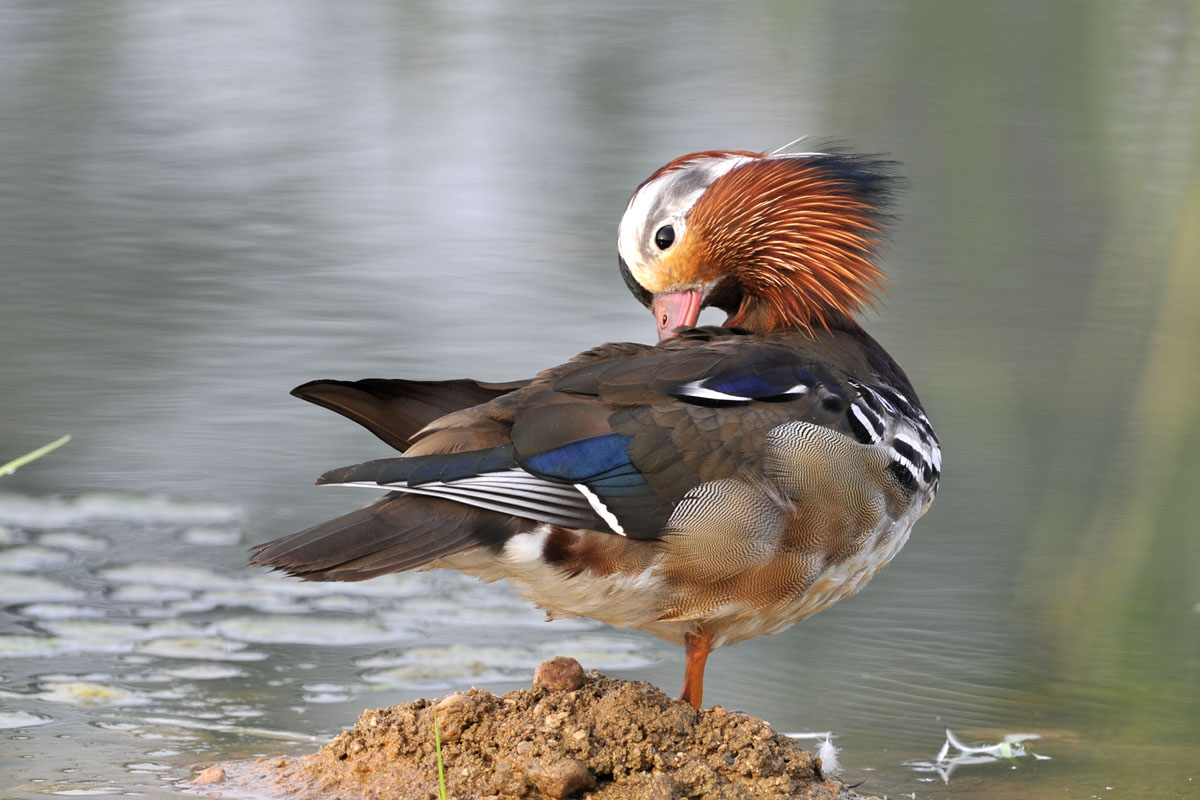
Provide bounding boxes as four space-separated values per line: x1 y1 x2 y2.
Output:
687 154 894 333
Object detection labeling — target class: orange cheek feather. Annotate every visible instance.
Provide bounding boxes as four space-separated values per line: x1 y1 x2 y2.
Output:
646 236 713 293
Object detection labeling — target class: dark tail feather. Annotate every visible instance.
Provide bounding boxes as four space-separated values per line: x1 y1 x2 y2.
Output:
315 444 517 487
249 493 521 581
292 378 529 452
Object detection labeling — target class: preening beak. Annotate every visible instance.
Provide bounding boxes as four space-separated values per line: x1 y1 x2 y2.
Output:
652 290 704 341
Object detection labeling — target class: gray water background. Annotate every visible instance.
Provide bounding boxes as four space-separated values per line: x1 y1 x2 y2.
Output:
1 2 1198 797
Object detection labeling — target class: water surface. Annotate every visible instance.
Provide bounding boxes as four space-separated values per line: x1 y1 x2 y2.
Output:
2 2 1198 797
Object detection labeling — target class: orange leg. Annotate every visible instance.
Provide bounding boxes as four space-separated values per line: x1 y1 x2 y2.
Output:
679 628 714 708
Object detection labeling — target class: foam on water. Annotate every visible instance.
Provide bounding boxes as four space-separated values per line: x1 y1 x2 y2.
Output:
99 563 234 590
387 593 596 631
245 570 426 598
19 604 108 620
154 663 244 681
37 620 207 652
309 594 373 613
0 492 240 528
357 642 538 671
357 642 544 687
189 587 308 613
213 614 406 646
181 526 242 546
536 634 661 669
0 545 71 571
37 531 109 552
135 637 267 661
0 709 54 729
0 575 84 603
301 682 355 703
109 584 194 603
37 681 147 707
0 635 71 658
43 784 125 796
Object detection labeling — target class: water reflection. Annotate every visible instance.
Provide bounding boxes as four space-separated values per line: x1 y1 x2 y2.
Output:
2 1 1198 798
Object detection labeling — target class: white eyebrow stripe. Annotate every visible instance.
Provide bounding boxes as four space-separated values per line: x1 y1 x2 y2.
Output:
617 154 753 272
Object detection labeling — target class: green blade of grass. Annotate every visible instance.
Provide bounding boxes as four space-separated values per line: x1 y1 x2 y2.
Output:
1 435 71 476
433 707 447 800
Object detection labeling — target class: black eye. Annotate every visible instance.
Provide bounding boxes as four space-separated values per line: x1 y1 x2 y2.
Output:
654 225 675 250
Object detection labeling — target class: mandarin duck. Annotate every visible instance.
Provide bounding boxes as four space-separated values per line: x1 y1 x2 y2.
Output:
251 148 940 708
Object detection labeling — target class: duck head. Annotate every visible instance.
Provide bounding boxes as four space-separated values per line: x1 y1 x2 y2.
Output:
617 149 899 340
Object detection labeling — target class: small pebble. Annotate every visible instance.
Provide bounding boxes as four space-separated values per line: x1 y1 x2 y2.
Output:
542 711 568 730
436 693 468 712
194 765 226 784
533 657 586 692
526 757 592 798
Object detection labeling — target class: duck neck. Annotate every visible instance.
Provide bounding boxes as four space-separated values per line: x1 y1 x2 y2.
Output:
724 295 864 337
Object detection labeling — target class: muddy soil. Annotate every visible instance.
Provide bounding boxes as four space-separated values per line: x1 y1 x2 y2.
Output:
197 658 872 799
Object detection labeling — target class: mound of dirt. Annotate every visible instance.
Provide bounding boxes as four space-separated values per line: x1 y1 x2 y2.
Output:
201 658 869 799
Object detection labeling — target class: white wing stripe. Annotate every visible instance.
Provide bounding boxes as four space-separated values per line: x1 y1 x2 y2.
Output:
333 467 604 529
676 380 752 403
677 379 810 402
574 484 626 536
